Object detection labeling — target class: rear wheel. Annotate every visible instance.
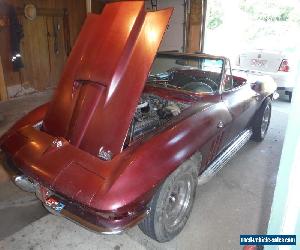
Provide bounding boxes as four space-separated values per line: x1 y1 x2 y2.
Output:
139 159 198 242
252 97 272 142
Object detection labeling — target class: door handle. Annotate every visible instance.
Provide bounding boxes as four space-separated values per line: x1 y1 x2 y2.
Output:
217 121 224 129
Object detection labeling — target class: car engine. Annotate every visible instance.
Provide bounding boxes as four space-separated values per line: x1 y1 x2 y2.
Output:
128 94 190 141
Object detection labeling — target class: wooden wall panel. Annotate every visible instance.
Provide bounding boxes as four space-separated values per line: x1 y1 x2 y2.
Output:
20 16 50 90
0 57 8 101
0 0 86 96
64 0 86 47
0 3 21 88
46 16 67 88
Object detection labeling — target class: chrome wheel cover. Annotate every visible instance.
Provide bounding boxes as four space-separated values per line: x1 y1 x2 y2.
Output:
261 104 271 137
163 174 193 232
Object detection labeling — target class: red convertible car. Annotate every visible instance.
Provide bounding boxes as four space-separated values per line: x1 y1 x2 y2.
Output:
0 2 276 242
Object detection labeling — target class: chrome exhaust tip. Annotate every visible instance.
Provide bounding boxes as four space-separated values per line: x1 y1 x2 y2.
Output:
13 175 36 193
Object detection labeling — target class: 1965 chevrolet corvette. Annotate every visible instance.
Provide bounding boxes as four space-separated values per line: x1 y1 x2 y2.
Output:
0 1 277 242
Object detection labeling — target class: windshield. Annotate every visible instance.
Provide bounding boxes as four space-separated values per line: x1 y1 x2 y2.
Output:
147 55 224 94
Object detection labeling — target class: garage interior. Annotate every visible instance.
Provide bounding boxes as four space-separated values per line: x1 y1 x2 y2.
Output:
0 1 299 250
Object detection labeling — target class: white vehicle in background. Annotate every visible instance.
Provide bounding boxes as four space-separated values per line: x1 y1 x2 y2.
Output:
236 49 296 102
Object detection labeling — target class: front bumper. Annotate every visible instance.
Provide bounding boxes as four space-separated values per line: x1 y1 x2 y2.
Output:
43 192 148 235
11 173 148 234
2 145 147 235
1 125 152 234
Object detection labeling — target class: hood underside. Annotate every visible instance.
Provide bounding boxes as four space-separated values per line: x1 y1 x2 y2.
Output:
42 1 172 157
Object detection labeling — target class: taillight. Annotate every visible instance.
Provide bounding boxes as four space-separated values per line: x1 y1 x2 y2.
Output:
278 59 289 72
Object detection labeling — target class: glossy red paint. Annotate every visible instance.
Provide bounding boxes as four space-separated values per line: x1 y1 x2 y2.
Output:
1 92 230 210
0 103 49 146
0 2 276 234
43 1 173 157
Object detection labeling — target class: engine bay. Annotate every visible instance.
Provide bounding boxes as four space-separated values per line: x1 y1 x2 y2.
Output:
126 93 190 144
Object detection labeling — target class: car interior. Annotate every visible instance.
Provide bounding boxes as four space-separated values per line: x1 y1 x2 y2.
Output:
168 69 222 93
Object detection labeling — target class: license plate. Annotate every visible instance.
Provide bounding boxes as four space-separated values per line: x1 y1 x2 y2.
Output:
45 196 65 212
251 59 267 67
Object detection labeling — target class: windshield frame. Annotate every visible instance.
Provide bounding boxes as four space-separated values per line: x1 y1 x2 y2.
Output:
147 52 226 95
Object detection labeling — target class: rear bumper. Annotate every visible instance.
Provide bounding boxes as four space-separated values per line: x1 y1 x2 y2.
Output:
236 68 295 89
262 71 295 89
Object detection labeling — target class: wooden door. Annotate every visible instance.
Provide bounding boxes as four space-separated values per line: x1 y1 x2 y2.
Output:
19 16 50 90
19 14 67 91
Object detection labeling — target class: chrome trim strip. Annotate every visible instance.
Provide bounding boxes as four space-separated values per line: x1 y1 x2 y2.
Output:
198 129 252 185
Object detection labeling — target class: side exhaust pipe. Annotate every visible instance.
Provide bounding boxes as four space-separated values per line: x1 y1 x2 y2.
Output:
198 129 253 185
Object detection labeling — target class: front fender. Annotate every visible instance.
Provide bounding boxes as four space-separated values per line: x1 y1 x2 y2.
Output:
90 101 232 211
0 103 49 147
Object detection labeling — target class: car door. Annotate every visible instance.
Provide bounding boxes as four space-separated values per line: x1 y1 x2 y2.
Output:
220 59 258 148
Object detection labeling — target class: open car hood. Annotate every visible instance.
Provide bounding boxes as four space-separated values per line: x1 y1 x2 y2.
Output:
42 1 172 157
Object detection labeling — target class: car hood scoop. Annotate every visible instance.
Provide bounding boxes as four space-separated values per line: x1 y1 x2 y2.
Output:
42 1 172 157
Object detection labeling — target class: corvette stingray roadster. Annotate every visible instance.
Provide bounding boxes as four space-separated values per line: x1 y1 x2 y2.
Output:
0 1 277 242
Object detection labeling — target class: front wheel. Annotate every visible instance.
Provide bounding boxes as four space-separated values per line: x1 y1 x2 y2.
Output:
138 159 198 242
252 97 272 142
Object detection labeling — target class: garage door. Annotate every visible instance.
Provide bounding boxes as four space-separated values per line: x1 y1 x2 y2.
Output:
145 0 185 52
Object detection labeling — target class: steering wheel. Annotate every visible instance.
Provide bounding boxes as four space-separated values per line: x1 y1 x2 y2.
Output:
182 82 214 93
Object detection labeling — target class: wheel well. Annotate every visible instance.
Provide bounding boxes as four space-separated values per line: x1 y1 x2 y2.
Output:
249 96 271 128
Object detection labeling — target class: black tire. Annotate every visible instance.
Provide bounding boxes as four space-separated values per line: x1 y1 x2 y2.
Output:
139 159 198 242
252 97 272 142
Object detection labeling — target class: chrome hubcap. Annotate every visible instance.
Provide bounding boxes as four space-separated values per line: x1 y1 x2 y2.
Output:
261 105 271 136
163 175 192 232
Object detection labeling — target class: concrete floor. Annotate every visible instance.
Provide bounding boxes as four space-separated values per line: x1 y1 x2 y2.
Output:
0 93 290 250
0 91 53 240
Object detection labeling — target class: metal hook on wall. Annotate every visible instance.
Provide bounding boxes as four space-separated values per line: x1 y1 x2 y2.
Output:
151 0 158 10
